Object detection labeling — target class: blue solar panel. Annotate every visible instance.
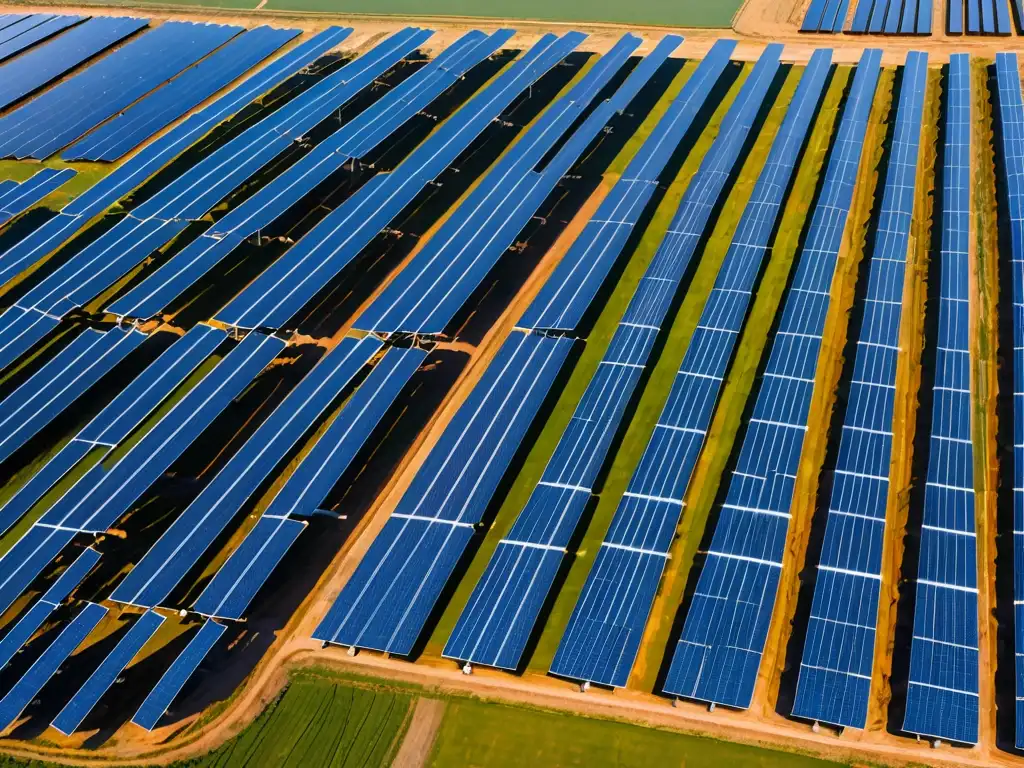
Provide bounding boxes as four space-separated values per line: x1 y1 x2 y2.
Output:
0 22 242 160
851 0 875 30
193 346 425 620
0 17 147 112
0 527 75 619
825 0 854 30
0 602 106 731
802 0 830 29
52 610 164 735
0 15 31 35
110 336 382 608
995 52 1024 750
0 14 84 64
0 168 75 226
547 44 795 689
0 327 145 466
132 619 225 730
0 28 352 311
902 54 977 747
447 43 821 674
314 332 573 653
662 48 884 709
949 0 964 32
0 307 60 372
62 25 300 163
790 50 927 730
214 31 585 331
0 325 225 538
353 32 672 337
106 29 513 320
36 333 283 536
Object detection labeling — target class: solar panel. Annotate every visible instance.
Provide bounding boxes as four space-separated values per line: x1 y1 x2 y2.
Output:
790 50 928 730
62 25 300 163
313 332 573 654
0 325 225 538
0 547 100 674
0 14 83 64
0 27 352 318
662 48 883 709
110 336 382 609
0 602 106 732
52 610 164 735
353 32 674 337
0 527 77 618
547 44 796 689
0 168 75 226
37 332 284 535
851 0 875 30
902 53 977 746
214 32 585 332
0 326 145 466
447 42 815 674
106 29 514 320
193 346 425 620
0 22 243 160
0 17 147 112
994 51 1024 750
132 619 225 730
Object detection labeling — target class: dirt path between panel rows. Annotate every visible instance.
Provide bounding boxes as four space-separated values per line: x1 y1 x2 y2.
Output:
391 698 446 768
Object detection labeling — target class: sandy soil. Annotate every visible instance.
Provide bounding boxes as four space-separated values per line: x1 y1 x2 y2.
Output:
391 698 445 768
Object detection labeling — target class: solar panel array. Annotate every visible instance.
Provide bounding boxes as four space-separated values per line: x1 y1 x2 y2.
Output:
947 0 1013 33
0 17 148 112
546 44 789 689
0 27 416 371
801 0 853 32
132 619 225 730
0 167 75 226
791 49 927 730
0 326 144 466
662 48 883 708
0 21 243 160
849 0 932 33
314 332 574 654
108 28 513 320
353 33 666 336
62 25 300 162
0 14 83 63
902 52 978 746
995 51 1024 750
215 31 585 331
110 336 383 609
193 346 426 620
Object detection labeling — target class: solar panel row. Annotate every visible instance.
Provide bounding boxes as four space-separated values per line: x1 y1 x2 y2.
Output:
0 25 351 348
801 0 853 31
132 619 225 731
110 336 383 609
994 51 1024 750
0 324 226 539
63 25 301 162
215 31 586 331
662 48 883 709
442 39 740 673
0 17 148 112
0 167 75 226
108 28 513 320
547 43 790 690
791 49 928 731
314 331 574 655
353 32 670 337
902 52 978 747
52 610 165 735
0 21 244 160
0 602 106 732
0 28 416 370
193 345 426 620
0 332 281 619
0 548 100 675
850 0 932 33
0 14 83 63
948 0 1012 32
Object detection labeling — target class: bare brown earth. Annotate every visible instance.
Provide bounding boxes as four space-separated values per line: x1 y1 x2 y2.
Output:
0 3 1013 768
391 697 446 768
